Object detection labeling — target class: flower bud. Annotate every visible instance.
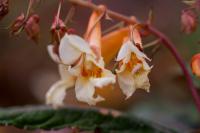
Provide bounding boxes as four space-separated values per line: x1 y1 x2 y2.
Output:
181 10 197 34
25 14 40 43
51 17 67 44
0 0 9 20
10 13 25 35
191 53 200 77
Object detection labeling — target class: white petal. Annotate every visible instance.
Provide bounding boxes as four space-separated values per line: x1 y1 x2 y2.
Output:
68 56 83 76
67 34 95 55
116 42 131 61
58 64 75 80
134 70 150 92
117 71 136 99
116 61 126 73
75 76 104 105
91 69 116 88
46 79 75 108
47 45 60 63
59 34 82 65
128 41 150 61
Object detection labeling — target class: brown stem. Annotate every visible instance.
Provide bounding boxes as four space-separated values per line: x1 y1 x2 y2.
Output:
68 0 200 112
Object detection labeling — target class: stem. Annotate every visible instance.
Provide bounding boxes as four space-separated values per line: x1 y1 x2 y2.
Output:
26 0 34 19
56 0 63 25
68 0 200 112
148 26 200 111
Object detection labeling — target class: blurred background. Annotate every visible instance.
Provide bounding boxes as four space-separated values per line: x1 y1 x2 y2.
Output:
0 0 200 132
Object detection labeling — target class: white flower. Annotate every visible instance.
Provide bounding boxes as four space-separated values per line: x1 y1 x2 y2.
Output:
116 40 151 99
46 34 116 107
46 64 76 108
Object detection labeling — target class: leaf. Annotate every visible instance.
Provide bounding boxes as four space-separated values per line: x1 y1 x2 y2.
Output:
0 105 177 133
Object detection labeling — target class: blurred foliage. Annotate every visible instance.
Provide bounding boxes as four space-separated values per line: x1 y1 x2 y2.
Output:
0 106 178 133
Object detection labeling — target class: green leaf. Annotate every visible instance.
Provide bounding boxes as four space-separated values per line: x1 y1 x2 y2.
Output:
0 106 177 133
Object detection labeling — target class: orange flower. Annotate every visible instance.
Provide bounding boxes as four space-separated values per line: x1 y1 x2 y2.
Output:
191 53 200 77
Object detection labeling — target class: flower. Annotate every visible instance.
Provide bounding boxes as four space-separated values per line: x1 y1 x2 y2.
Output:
116 39 151 99
46 10 115 107
191 53 200 77
51 16 67 44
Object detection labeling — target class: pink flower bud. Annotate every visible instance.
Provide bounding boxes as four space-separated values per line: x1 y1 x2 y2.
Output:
24 14 40 43
10 13 25 35
51 16 67 44
0 0 9 20
181 10 197 34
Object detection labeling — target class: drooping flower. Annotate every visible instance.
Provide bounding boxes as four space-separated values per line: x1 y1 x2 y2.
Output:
46 10 115 107
191 53 200 77
116 29 151 99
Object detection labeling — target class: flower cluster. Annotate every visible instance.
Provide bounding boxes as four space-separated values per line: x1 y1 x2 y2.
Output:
46 9 151 107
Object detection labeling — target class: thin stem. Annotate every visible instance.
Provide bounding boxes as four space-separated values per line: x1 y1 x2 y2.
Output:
64 5 76 25
148 26 200 111
26 0 34 19
68 0 200 112
143 39 161 49
56 0 63 24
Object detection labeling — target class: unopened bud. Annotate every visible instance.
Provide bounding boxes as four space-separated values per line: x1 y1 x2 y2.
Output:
181 10 197 34
25 14 40 43
0 0 9 20
51 16 67 44
10 13 25 35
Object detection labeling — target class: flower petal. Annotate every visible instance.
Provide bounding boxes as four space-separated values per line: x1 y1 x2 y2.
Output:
67 34 95 55
102 27 129 63
117 71 135 99
46 78 75 108
128 41 150 61
85 55 104 69
59 34 82 65
134 70 150 92
91 69 116 88
58 64 75 80
116 41 131 61
68 55 84 76
47 45 60 63
75 76 104 105
191 53 200 77
132 28 142 46
85 10 102 58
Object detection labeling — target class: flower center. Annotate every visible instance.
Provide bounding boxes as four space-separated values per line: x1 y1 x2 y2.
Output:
126 54 142 72
81 62 102 78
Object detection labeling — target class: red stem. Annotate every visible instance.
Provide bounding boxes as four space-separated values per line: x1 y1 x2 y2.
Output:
148 25 200 112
